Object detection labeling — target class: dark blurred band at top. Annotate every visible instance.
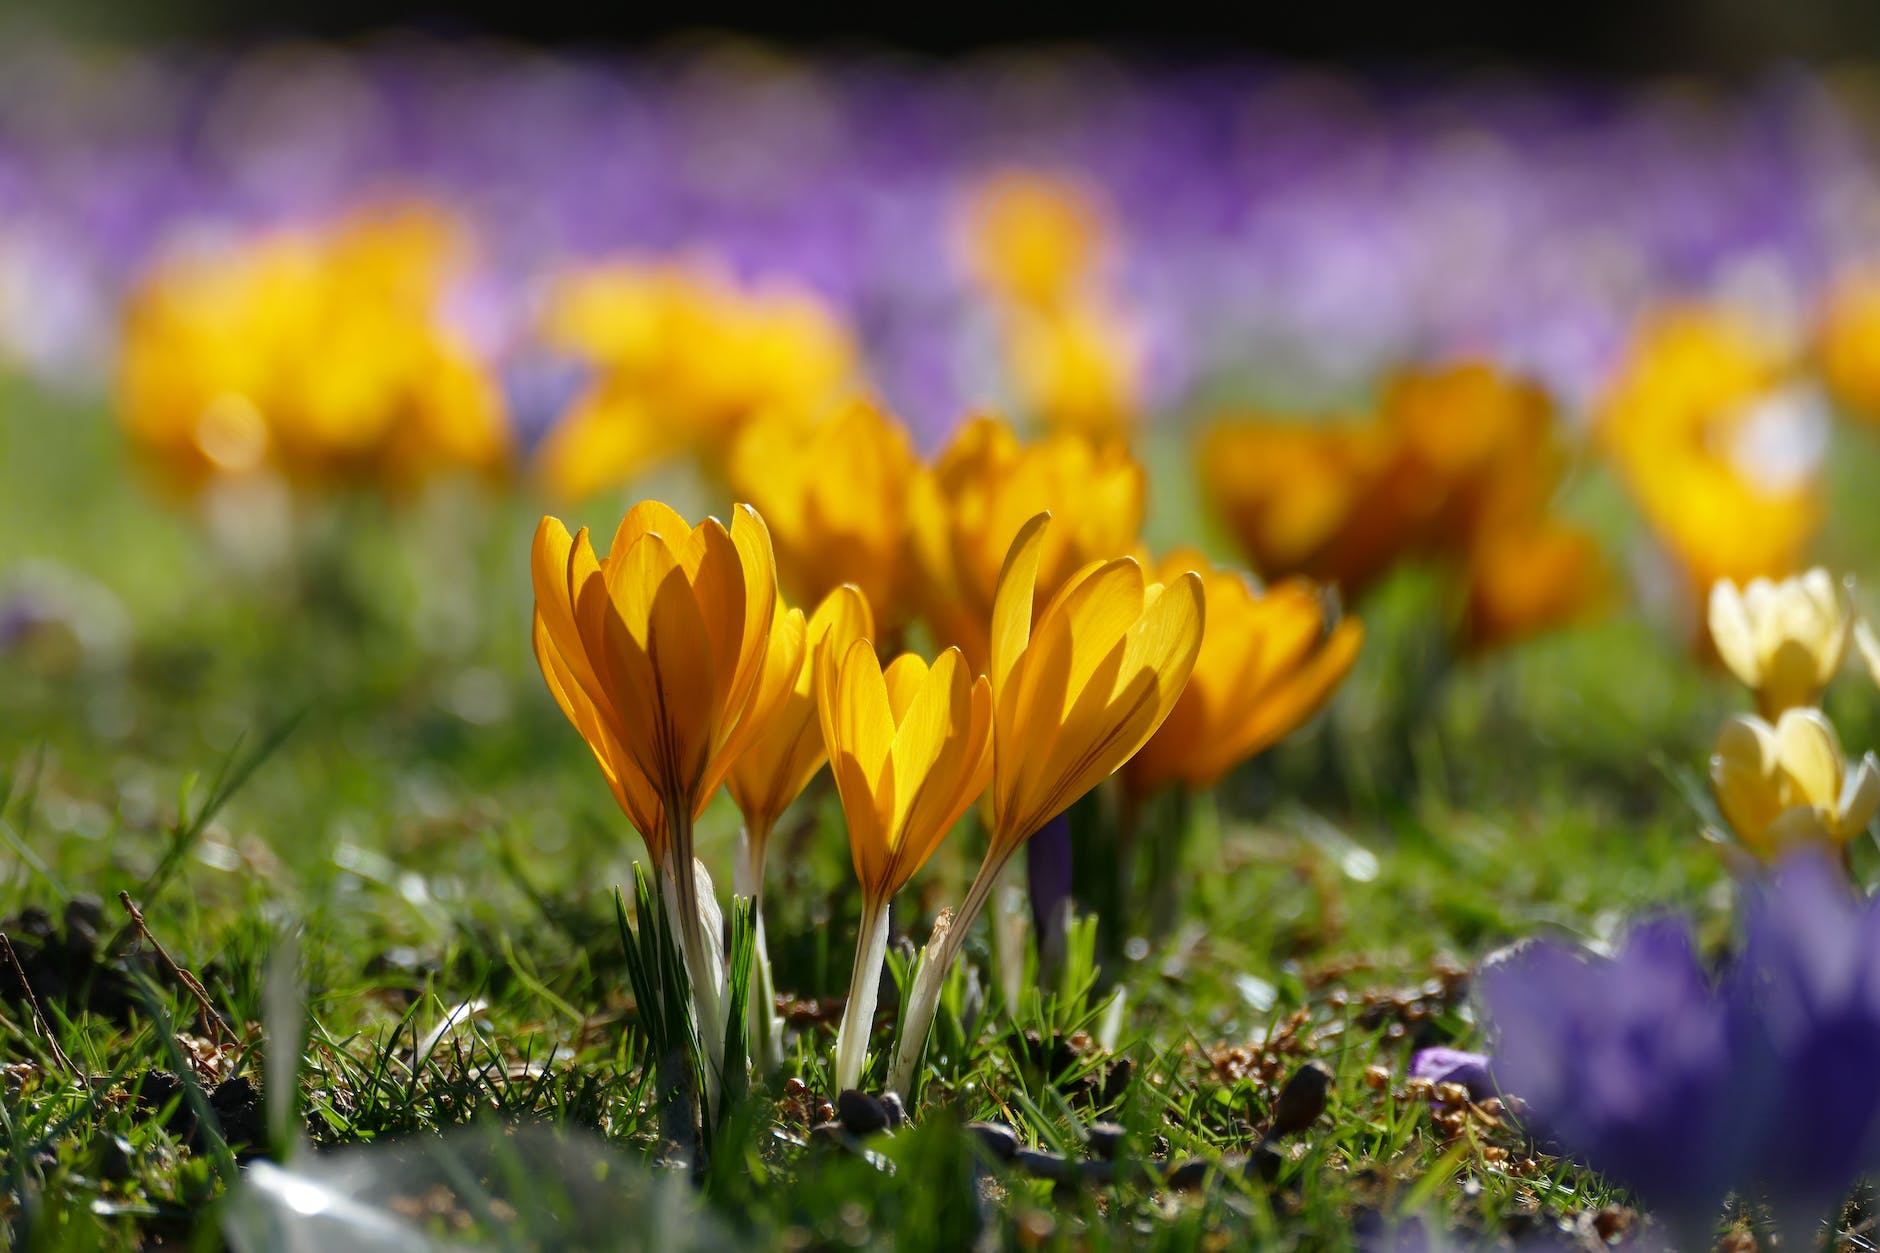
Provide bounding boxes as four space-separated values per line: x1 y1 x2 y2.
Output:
9 0 1880 74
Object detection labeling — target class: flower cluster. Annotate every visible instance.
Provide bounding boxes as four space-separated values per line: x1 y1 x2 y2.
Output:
529 466 1364 1108
117 204 509 498
1201 363 1606 651
1705 568 1880 865
536 260 859 499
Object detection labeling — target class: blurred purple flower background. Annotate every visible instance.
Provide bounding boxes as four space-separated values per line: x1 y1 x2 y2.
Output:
1 39 1875 444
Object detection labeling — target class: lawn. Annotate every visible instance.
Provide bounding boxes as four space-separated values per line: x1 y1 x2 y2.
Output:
6 371 1880 1251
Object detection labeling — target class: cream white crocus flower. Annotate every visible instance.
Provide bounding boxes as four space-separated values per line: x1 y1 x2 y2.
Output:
1708 570 1853 716
1710 708 1880 861
1858 618 1880 688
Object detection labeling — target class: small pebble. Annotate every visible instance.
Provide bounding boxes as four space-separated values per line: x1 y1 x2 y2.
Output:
1086 1121 1126 1160
1269 1061 1334 1137
1593 1206 1636 1242
807 1120 848 1150
1165 1158 1213 1191
966 1120 1019 1161
1247 1142 1284 1184
836 1089 889 1136
1100 1058 1134 1106
1014 1148 1073 1183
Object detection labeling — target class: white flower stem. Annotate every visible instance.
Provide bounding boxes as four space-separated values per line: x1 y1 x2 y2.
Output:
663 805 725 1109
887 853 1007 1097
834 898 891 1092
737 825 784 1072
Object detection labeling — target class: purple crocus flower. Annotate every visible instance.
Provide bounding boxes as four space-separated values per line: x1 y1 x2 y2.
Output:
1409 1047 1494 1102
1480 850 1880 1247
1722 853 1880 1243
1480 918 1741 1238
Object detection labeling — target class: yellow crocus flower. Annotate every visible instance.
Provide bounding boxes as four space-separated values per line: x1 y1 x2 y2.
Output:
1708 569 1854 716
1197 417 1397 595
725 584 872 1070
1817 263 1880 430
963 171 1105 309
819 639 993 1091
1461 520 1608 654
1710 708 1880 860
535 261 858 499
118 204 509 497
1003 298 1143 438
727 401 917 628
888 512 1203 1094
727 586 874 893
1199 364 1582 618
530 501 805 1090
1125 549 1361 795
909 415 1145 670
1596 306 1823 597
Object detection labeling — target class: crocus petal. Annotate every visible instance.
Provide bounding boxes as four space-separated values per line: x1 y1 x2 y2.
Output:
608 532 716 803
990 510 1051 695
673 516 750 719
1708 579 1760 688
1842 753 1880 838
726 504 781 725
704 604 805 815
1857 619 1880 687
727 586 872 840
1774 708 1845 811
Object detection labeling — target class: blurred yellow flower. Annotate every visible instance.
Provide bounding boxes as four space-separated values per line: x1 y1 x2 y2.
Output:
1201 363 1602 645
1125 548 1361 795
1461 520 1608 654
530 501 805 1085
727 401 917 627
118 204 509 496
1708 569 1853 716
909 416 1145 669
1817 263 1880 429
728 586 875 863
1002 299 1143 438
889 512 1203 1094
535 261 859 499
963 171 1105 309
963 171 1140 437
818 639 992 1090
1710 708 1880 860
1197 417 1398 594
1597 307 1823 595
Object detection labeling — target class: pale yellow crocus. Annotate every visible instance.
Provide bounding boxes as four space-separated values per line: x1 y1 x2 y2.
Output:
1710 708 1880 860
1708 569 1853 716
1857 619 1880 689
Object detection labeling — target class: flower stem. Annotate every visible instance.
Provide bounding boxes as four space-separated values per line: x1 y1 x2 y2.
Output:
886 852 1008 1097
736 823 783 1071
834 898 890 1092
664 804 725 1110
